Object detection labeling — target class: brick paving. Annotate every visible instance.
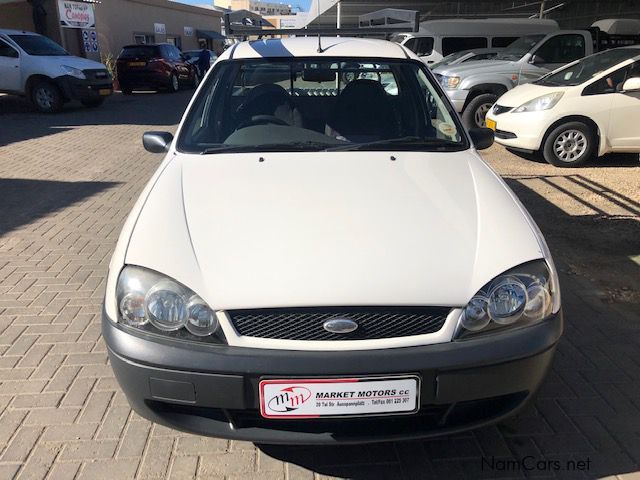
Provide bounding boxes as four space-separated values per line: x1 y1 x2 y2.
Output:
0 92 639 480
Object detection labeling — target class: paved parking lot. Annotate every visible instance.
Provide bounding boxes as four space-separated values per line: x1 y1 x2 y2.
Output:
0 92 639 480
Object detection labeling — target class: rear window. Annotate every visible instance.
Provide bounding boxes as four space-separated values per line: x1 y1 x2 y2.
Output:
119 46 160 59
441 37 488 57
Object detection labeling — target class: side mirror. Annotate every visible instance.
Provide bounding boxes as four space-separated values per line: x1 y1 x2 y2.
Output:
529 54 543 65
143 131 173 153
469 127 494 151
621 77 640 93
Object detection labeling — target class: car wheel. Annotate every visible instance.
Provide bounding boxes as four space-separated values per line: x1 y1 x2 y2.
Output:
543 121 595 168
168 73 179 93
80 98 105 108
463 93 498 129
31 80 64 113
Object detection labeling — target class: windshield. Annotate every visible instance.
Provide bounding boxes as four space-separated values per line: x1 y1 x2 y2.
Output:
177 58 468 154
495 35 545 61
9 34 68 56
536 49 640 86
431 51 469 70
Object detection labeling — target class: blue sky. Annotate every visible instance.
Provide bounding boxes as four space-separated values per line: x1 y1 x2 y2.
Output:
181 0 312 12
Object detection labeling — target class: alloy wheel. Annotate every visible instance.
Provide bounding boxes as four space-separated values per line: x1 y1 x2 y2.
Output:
474 103 493 128
553 129 587 163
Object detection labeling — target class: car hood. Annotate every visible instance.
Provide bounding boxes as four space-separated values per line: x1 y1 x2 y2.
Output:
125 151 543 310
493 82 572 107
44 55 107 70
433 59 513 77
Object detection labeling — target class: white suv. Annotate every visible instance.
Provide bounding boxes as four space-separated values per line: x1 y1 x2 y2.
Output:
0 29 112 113
103 36 562 444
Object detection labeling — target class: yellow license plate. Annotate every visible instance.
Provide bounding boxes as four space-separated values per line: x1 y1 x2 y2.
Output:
128 61 146 67
98 89 112 96
486 118 496 131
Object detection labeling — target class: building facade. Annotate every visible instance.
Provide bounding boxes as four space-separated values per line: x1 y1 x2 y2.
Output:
214 0 291 16
0 0 223 61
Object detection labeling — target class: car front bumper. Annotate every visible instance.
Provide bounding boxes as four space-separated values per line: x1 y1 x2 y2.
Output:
55 75 113 101
103 307 562 444
486 110 551 151
444 88 469 113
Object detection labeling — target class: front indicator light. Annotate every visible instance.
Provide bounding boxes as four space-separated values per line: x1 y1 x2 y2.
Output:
186 296 219 336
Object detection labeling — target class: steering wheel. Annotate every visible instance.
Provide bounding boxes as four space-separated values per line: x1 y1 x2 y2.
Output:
237 115 289 130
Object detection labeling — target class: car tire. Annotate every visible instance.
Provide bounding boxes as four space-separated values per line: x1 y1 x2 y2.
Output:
80 98 105 108
542 121 595 168
168 73 179 93
31 80 64 113
463 93 499 129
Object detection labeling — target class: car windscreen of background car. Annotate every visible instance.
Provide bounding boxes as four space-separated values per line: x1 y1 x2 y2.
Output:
495 35 545 61
8 35 68 56
177 58 467 154
537 49 640 86
119 46 160 59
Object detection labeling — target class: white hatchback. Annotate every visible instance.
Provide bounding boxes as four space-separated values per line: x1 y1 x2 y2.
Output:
486 46 640 167
103 36 562 444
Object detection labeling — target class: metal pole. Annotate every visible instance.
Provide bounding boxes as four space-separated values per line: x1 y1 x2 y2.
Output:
337 1 342 29
539 0 546 19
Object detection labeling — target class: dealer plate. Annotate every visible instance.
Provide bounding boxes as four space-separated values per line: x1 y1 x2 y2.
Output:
486 118 497 131
98 89 112 96
128 61 146 67
259 376 420 419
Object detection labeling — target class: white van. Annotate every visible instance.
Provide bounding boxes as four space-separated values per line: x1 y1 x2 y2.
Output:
391 18 559 65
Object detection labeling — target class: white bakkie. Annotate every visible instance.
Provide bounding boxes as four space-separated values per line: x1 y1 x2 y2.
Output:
103 36 563 444
486 46 640 167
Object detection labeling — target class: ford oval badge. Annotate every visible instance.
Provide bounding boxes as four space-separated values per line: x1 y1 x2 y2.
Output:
323 318 358 334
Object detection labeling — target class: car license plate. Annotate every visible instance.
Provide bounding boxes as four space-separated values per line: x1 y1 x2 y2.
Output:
259 376 420 419
486 118 497 131
98 89 112 96
128 61 146 67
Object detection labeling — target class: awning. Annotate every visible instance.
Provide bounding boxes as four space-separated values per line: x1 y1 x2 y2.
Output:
196 29 226 40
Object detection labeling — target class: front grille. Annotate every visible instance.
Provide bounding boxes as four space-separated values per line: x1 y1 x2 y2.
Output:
228 306 450 341
492 104 512 115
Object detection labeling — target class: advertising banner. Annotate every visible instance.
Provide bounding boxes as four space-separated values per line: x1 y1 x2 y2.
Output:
58 0 95 29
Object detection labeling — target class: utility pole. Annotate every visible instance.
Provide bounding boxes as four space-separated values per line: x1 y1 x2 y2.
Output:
336 0 342 29
539 0 546 18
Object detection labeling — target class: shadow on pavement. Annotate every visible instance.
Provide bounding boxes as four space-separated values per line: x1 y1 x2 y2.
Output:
508 148 639 168
0 178 119 236
257 179 640 479
0 90 193 147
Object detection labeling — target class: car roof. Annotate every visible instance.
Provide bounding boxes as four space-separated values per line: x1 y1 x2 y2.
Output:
0 29 39 36
219 37 415 61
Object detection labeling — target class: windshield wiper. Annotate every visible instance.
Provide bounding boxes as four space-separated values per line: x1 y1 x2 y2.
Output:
200 141 341 155
324 136 461 152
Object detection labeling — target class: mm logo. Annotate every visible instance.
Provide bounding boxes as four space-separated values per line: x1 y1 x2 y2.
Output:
267 386 312 412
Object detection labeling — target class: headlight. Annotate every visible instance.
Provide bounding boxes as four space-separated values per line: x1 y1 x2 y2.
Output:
61 65 87 80
513 92 563 113
440 75 461 89
116 266 225 344
456 259 560 339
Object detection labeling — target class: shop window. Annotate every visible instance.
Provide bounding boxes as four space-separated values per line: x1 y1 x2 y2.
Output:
134 34 155 45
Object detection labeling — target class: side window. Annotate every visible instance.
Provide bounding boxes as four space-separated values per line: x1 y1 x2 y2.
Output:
534 34 586 64
404 37 434 57
441 37 488 56
583 62 637 96
491 37 518 48
0 39 19 58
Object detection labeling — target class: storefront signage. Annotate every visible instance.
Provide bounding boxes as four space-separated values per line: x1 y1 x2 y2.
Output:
154 23 166 35
184 26 194 37
58 0 95 29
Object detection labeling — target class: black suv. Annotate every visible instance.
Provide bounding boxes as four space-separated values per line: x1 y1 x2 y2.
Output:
116 44 199 94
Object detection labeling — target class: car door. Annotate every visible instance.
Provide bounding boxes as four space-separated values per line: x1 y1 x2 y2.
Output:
0 38 21 92
607 61 640 150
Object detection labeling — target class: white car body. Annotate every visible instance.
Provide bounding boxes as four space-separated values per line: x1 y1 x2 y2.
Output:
104 36 562 443
486 47 640 156
0 29 112 112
